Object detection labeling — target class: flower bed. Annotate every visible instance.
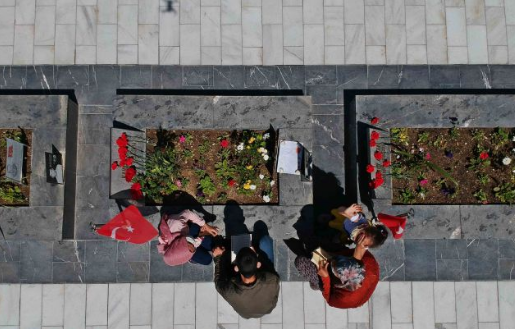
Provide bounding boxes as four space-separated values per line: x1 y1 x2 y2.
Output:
0 129 31 206
387 127 515 204
112 129 278 205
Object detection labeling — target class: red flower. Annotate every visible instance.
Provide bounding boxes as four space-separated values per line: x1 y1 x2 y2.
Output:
125 157 133 166
111 161 119 170
116 134 128 148
220 139 229 148
369 139 377 147
125 166 137 182
480 151 489 160
369 178 384 189
118 147 128 161
371 117 379 125
130 182 143 200
376 170 383 180
425 152 431 160
228 179 236 187
382 160 391 167
371 131 380 140
366 164 375 173
374 151 383 161
120 158 127 167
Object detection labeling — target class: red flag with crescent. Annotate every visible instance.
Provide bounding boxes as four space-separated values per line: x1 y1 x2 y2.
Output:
97 205 158 244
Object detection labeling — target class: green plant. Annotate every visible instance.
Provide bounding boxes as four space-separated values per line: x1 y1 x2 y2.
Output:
391 128 409 146
399 188 416 204
477 173 490 185
217 192 228 203
492 128 510 148
432 135 447 149
135 147 180 201
199 175 216 197
474 189 488 203
215 158 237 179
0 182 26 203
449 126 460 140
417 186 428 200
182 149 193 158
468 157 491 172
494 182 515 204
198 140 211 154
417 131 430 144
472 129 485 142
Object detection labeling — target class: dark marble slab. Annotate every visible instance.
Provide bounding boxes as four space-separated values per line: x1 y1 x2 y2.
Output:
0 95 67 128
85 240 118 263
312 115 344 147
0 207 63 241
305 66 337 86
398 65 430 89
151 66 182 89
0 262 20 283
149 241 182 282
213 66 244 89
57 65 90 89
117 262 149 282
53 262 85 283
84 65 120 106
0 241 20 262
467 239 498 280
244 66 278 88
370 239 405 280
499 239 515 259
20 241 53 283
183 66 213 86
85 261 117 283
275 243 291 280
0 66 28 89
367 65 400 89
25 66 57 89
490 65 515 88
429 65 461 89
77 144 111 177
118 242 150 262
451 95 515 127
75 175 111 209
306 85 337 104
436 239 468 259
75 207 111 240
459 65 492 89
336 65 368 89
120 66 152 88
498 259 515 280
404 239 436 280
181 262 213 282
277 66 305 90
312 145 345 177
53 241 86 263
436 259 468 280
461 205 515 239
312 105 344 115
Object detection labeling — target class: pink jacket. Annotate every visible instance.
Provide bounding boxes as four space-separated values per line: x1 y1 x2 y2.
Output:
157 210 206 266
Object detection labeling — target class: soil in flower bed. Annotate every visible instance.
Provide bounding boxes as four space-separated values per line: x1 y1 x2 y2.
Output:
391 127 515 204
142 129 278 205
0 129 32 206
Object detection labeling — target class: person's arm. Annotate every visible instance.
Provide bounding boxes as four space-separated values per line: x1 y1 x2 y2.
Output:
338 204 363 219
157 231 181 254
213 247 232 293
318 260 334 302
181 209 206 227
159 214 174 243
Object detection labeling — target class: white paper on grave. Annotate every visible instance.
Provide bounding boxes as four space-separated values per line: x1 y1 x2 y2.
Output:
276 140 302 175
5 138 25 183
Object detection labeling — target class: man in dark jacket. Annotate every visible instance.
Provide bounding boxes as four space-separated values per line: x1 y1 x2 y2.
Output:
213 235 280 318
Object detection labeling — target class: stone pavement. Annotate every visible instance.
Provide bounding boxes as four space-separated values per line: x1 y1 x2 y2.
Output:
0 281 514 329
1 0 515 65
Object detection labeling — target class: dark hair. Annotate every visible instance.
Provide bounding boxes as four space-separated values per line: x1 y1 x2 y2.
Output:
366 225 388 248
235 247 258 278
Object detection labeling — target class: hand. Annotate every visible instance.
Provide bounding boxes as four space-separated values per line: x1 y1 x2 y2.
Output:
339 204 363 218
201 224 219 237
212 246 225 257
317 260 330 278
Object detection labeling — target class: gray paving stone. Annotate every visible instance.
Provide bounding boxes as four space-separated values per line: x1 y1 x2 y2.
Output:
404 239 436 280
367 65 400 89
75 175 111 209
467 239 498 280
451 95 515 127
244 66 278 88
490 65 515 88
288 248 304 281
53 241 86 263
85 240 118 263
213 66 244 89
398 65 430 89
52 262 85 283
459 65 492 89
56 66 90 91
0 95 67 128
117 242 150 262
85 261 117 283
498 259 515 280
436 239 468 259
306 85 337 104
436 259 468 281
429 65 461 89
75 207 111 240
336 65 368 89
499 239 515 259
77 144 111 177
151 66 182 89
0 207 63 241
279 174 313 206
312 145 345 177
305 66 337 85
117 262 149 282
370 239 405 281
183 66 213 86
0 241 20 262
78 116 112 144
25 66 57 89
29 174 65 207
181 262 213 282
19 241 53 283
149 241 183 282
84 65 120 106
277 66 305 90
312 105 344 115
120 66 152 88
0 66 28 89
275 242 290 280
461 205 515 239
312 114 344 147
0 262 20 283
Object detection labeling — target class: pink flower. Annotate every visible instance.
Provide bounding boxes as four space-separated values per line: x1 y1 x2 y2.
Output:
425 152 431 160
179 135 186 143
176 180 182 187
420 179 428 185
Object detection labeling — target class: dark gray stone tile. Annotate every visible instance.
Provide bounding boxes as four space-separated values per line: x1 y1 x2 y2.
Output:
75 175 111 209
436 259 468 281
57 65 90 89
312 105 344 115
490 65 515 88
83 65 120 105
336 65 368 89
53 262 85 283
279 174 313 206
85 261 117 283
459 65 492 89
181 262 212 282
85 240 117 263
213 66 244 89
29 174 65 207
117 262 149 282
277 66 305 90
367 66 400 89
20 241 53 283
76 144 111 177
404 239 436 280
451 95 515 127
78 124 111 145
436 239 467 259
499 240 515 259
151 66 182 89
75 207 111 240
0 95 67 128
150 241 182 282
120 66 152 88
0 241 20 262
275 243 290 280
26 66 57 89
0 207 63 241
0 262 20 283
370 239 405 280
306 85 337 104
461 205 515 239
0 66 28 89
429 65 461 89
498 259 515 280
288 248 304 281
312 145 345 177
244 66 277 88
312 115 343 147
53 241 86 262
398 65 430 89
183 66 213 86
278 127 313 150
467 239 498 280
305 66 337 85
118 242 150 262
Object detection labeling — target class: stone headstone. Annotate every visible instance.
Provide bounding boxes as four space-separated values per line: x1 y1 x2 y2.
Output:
5 138 25 183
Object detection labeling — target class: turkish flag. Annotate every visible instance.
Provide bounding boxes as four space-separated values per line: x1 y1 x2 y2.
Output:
378 213 407 239
97 205 158 244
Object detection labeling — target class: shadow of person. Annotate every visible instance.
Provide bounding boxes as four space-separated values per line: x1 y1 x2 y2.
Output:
160 190 216 223
222 200 250 237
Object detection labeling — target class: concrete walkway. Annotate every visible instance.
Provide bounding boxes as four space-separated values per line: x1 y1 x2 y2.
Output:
0 0 514 65
0 281 514 329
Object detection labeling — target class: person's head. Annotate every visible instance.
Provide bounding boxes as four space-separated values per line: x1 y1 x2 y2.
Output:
353 224 388 248
330 255 366 291
234 247 261 282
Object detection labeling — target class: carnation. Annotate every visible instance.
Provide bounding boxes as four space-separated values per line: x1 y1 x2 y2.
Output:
371 117 379 125
374 151 383 161
366 164 375 173
503 157 512 165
